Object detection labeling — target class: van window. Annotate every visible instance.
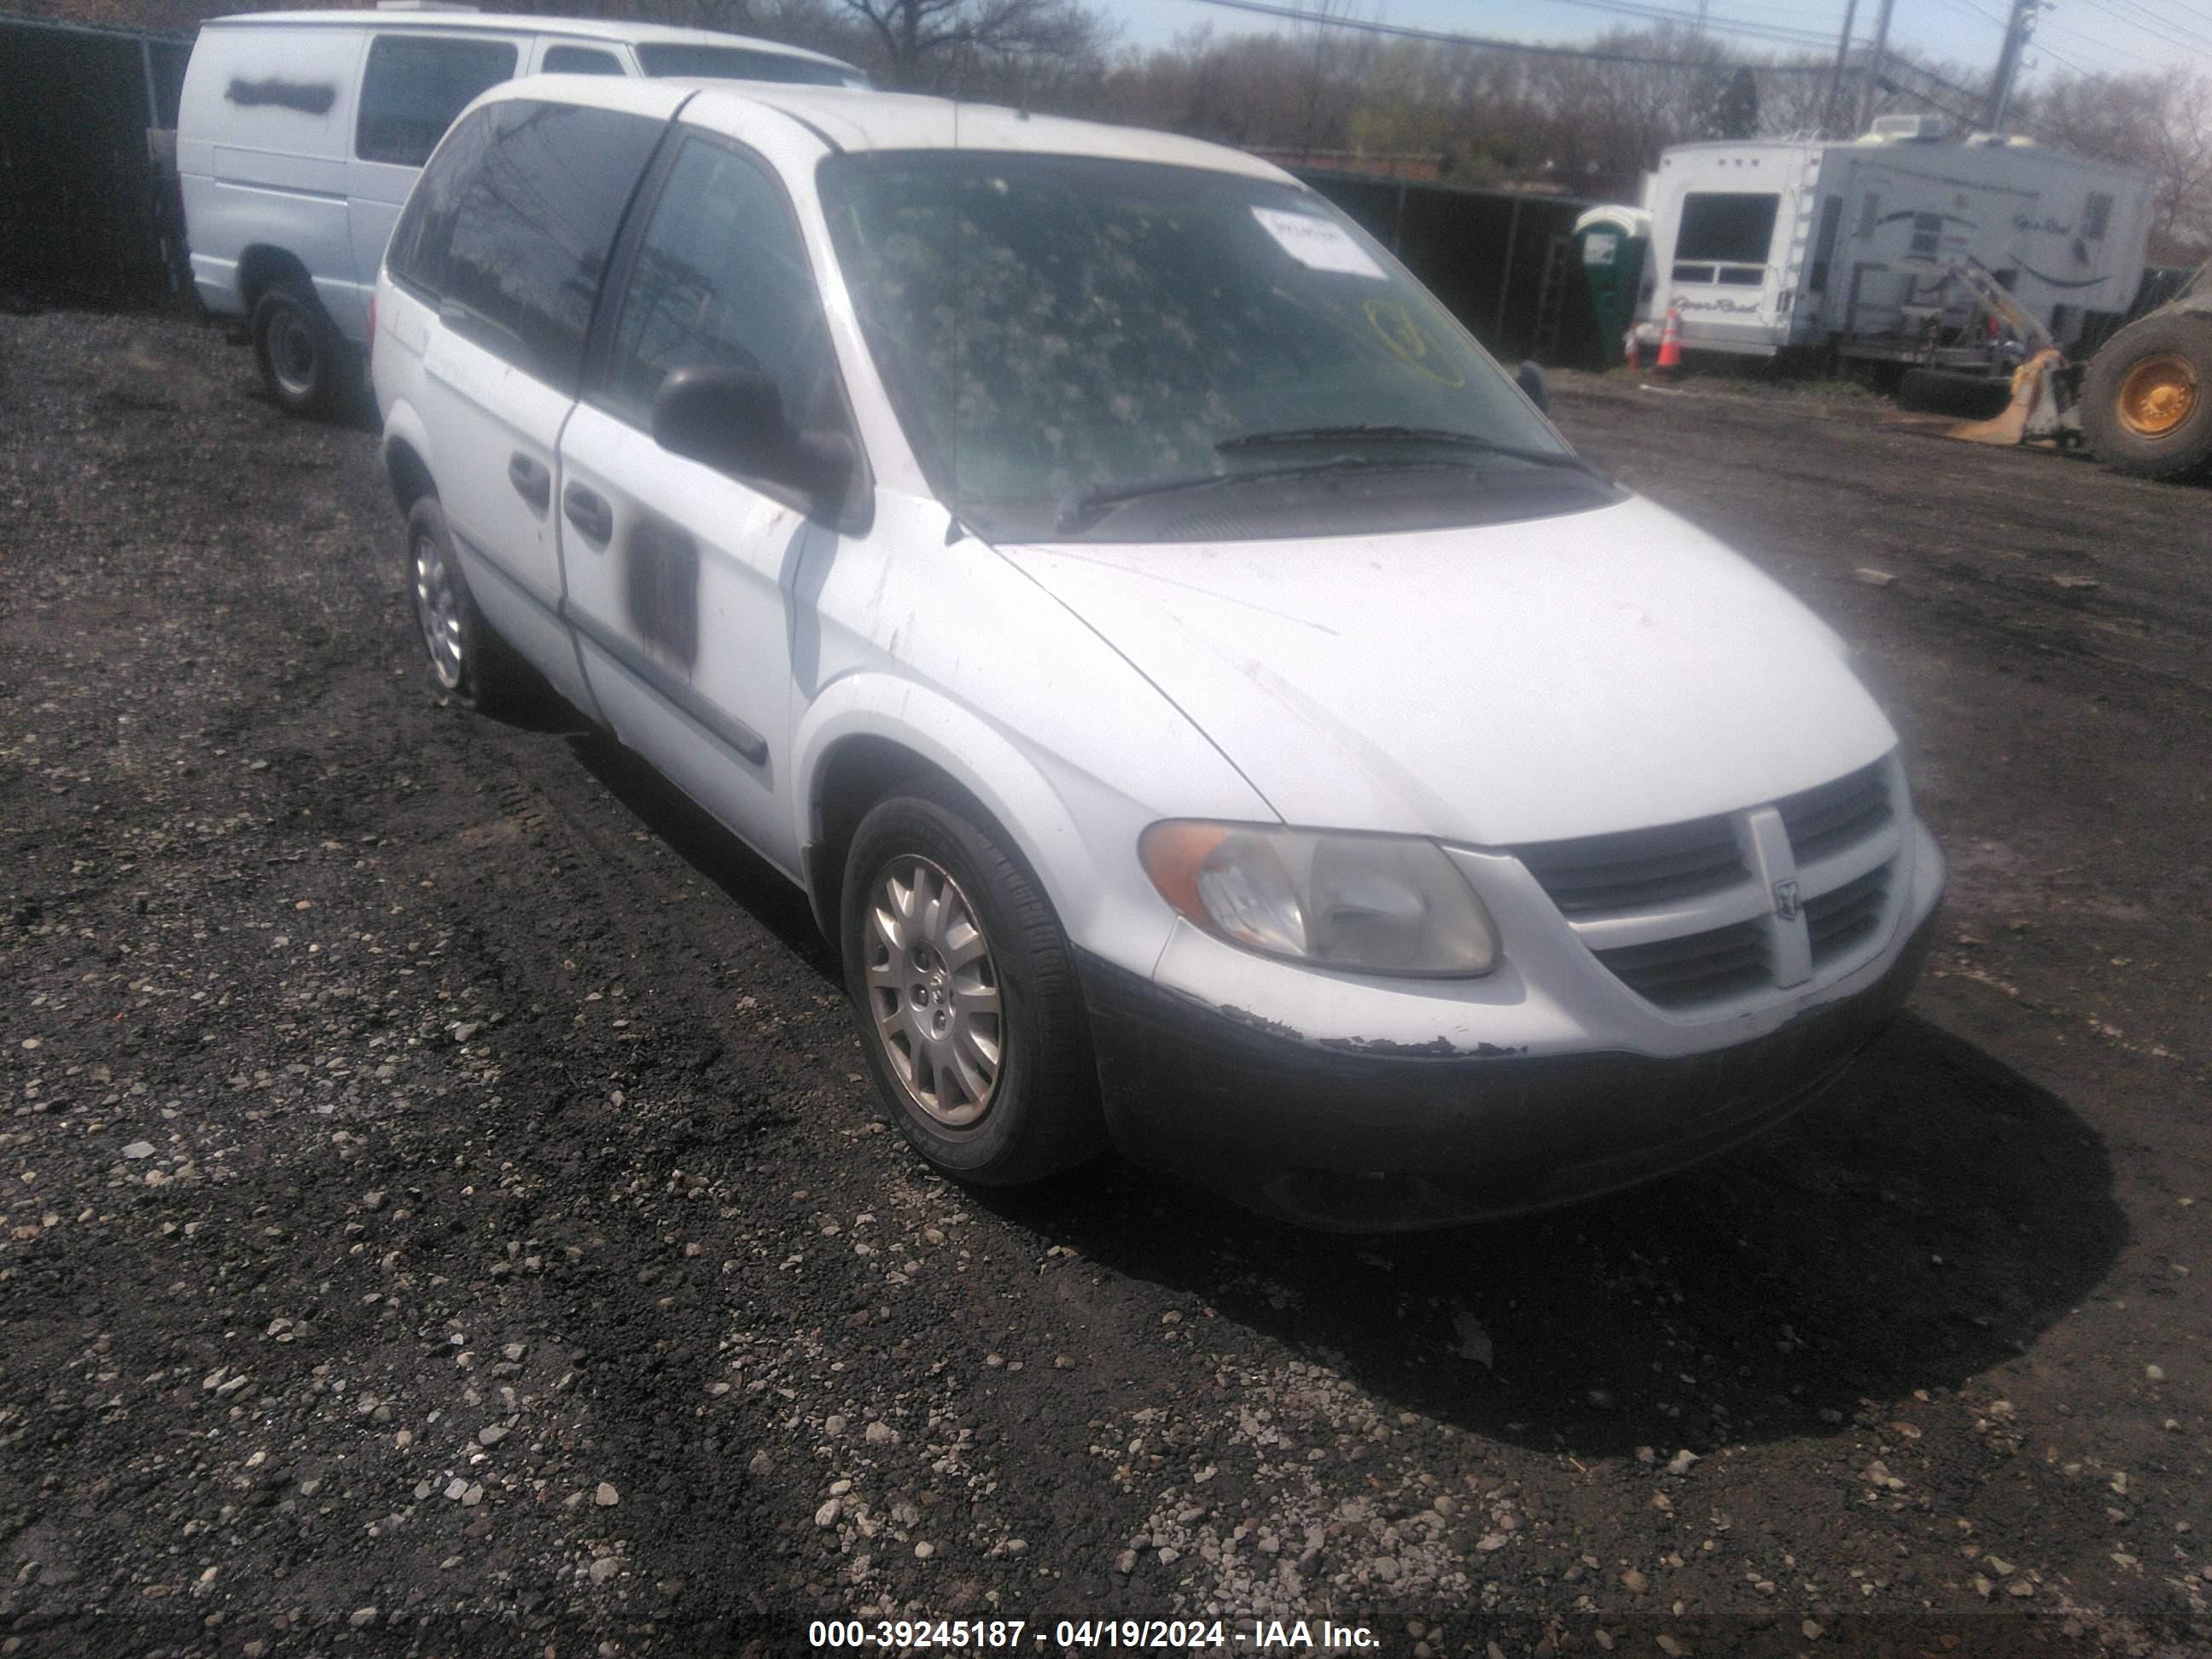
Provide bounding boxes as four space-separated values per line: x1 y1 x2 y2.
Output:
1675 193 1778 265
601 137 842 435
544 44 624 75
2083 190 2113 240
633 43 859 86
435 101 665 392
357 35 519 167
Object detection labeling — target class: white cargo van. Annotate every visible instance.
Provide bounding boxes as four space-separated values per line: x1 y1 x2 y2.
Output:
177 4 868 413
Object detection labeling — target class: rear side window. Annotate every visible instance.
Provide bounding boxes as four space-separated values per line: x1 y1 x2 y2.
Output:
633 43 859 85
544 44 624 74
599 135 842 435
431 100 665 393
385 105 492 299
357 35 518 166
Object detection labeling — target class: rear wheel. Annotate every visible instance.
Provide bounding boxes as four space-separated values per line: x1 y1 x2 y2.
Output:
841 782 1103 1186
406 497 533 715
251 282 346 418
2081 311 2212 480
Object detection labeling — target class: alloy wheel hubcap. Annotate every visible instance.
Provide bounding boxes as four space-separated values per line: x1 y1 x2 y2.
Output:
864 856 1002 1126
2116 352 2197 438
412 530 464 690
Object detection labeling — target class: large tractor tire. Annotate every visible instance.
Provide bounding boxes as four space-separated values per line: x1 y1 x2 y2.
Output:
1896 366 2015 421
2080 310 2212 480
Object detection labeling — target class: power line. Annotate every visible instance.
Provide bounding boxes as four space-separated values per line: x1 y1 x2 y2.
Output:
2065 0 2203 55
1528 0 1844 51
1179 0 1837 71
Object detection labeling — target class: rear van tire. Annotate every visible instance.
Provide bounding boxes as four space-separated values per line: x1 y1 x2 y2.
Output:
405 497 536 717
252 282 346 418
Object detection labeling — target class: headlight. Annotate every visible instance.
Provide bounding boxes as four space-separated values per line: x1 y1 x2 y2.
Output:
1140 822 1498 977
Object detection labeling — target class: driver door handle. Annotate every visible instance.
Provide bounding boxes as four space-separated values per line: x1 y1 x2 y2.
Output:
507 451 550 512
562 481 614 544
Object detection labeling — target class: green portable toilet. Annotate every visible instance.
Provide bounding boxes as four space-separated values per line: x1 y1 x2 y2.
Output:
1573 206 1651 359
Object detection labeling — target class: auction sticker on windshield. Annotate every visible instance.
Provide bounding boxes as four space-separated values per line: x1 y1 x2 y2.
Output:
1250 207 1387 279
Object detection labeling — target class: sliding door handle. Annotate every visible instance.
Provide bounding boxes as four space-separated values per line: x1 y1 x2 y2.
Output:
562 481 614 544
507 451 550 511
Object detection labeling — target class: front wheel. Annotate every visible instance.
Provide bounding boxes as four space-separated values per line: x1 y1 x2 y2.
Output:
2081 311 2212 480
841 783 1103 1185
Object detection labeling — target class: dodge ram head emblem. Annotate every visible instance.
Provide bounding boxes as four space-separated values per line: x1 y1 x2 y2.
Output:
1773 879 1803 922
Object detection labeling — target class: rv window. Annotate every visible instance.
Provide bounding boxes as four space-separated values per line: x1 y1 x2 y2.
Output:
1675 193 1778 266
1856 193 1880 239
2083 191 2113 240
1910 212 1942 259
357 35 519 167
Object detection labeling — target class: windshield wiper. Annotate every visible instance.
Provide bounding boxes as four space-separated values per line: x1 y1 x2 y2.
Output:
1054 462 1349 533
1217 422 1604 476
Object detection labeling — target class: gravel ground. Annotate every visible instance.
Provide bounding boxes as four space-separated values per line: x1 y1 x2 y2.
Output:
1 310 2207 1658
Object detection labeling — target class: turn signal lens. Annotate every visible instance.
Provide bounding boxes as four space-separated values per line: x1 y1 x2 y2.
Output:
1140 822 1498 977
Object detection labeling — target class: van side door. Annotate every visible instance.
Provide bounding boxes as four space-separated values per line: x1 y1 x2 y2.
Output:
557 131 856 879
347 32 522 329
391 97 666 713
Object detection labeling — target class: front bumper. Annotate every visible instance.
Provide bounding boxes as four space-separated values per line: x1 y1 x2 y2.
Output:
1078 897 1939 1231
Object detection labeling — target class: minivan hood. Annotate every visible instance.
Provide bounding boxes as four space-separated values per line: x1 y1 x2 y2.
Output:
1000 495 1896 847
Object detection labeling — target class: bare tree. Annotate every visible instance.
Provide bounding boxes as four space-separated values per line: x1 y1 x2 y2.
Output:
2026 67 2212 261
830 0 1108 94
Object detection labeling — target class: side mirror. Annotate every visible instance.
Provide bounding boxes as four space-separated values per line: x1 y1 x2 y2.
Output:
1515 359 1551 415
651 366 856 519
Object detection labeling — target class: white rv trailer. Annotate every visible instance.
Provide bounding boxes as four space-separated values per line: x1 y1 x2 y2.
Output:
1638 116 2156 363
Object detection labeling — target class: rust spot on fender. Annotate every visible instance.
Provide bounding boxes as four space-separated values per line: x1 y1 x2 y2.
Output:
1318 1035 1525 1058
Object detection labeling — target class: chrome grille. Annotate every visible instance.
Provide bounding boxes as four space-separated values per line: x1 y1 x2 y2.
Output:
1777 760 1893 866
1512 754 1907 1014
1592 918 1771 1010
1513 815 1745 917
1806 864 1889 966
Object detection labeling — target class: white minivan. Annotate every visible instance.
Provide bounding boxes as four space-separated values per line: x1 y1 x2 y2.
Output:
177 4 867 414
372 76 1945 1231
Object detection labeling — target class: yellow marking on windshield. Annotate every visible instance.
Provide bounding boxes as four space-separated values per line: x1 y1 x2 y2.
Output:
1363 299 1465 388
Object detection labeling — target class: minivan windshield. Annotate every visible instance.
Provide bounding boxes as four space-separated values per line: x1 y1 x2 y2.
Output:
818 152 1605 543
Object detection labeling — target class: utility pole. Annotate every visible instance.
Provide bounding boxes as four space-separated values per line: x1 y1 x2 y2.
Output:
1986 0 2045 133
1856 0 1896 134
1823 0 1860 135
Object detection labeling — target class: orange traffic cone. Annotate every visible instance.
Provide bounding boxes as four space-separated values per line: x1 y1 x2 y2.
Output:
1655 306 1683 375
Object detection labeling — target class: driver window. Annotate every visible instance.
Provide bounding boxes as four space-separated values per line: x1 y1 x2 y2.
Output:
601 137 839 439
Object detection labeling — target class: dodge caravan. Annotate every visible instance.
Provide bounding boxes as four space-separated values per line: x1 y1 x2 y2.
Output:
370 77 1944 1230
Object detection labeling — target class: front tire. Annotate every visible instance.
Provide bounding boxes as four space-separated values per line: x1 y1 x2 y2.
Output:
405 496 533 716
251 282 346 418
2081 311 2212 480
841 783 1103 1185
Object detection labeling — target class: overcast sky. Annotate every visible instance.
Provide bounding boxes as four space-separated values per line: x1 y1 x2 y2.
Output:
1103 0 2212 87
